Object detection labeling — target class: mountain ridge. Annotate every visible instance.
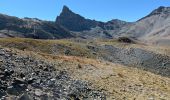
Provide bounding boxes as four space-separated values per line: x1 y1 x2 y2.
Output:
0 13 73 39
1 5 170 44
56 5 129 32
117 6 170 45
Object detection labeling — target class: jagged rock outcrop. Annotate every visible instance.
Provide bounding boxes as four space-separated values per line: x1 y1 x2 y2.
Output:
56 6 98 32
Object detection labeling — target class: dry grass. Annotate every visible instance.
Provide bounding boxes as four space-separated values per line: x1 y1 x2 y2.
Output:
2 46 170 100
50 56 170 100
35 52 170 100
0 38 96 58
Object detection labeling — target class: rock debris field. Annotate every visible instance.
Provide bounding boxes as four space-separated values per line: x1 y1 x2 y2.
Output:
0 48 105 100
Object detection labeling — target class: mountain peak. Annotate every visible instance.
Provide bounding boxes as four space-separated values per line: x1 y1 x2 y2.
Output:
61 5 72 14
138 6 170 21
63 5 69 9
56 5 97 31
62 5 70 11
150 6 170 15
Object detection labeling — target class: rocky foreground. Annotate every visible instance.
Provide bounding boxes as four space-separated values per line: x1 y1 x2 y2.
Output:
0 48 105 100
0 45 170 100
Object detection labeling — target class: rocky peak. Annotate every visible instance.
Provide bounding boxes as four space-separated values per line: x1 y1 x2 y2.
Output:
62 5 72 13
149 6 170 16
56 5 97 31
138 6 170 21
58 5 78 18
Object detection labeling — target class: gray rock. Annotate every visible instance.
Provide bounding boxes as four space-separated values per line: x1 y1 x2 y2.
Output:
19 93 33 100
35 89 43 96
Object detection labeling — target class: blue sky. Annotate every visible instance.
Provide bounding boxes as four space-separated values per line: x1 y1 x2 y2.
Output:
0 0 170 22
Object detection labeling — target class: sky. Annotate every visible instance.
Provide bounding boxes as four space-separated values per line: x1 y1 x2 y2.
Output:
0 0 170 22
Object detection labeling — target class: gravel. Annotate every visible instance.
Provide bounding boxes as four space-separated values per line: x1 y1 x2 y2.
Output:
100 45 170 77
0 48 106 100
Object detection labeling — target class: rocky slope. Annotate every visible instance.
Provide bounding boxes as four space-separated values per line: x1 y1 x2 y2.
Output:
0 38 169 77
0 47 105 99
0 40 169 99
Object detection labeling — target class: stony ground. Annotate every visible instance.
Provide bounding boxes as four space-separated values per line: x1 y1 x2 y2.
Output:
0 38 170 100
43 55 170 100
0 48 105 100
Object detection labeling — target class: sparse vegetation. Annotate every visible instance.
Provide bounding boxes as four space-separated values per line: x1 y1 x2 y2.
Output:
0 37 169 99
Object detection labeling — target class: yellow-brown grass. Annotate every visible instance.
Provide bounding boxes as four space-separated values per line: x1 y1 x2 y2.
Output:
1 46 170 100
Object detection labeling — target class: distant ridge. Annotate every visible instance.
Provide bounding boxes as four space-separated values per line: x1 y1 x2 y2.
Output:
1 5 170 44
0 13 73 39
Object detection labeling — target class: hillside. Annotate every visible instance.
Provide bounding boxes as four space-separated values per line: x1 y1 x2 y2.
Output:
0 39 170 99
0 38 169 77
